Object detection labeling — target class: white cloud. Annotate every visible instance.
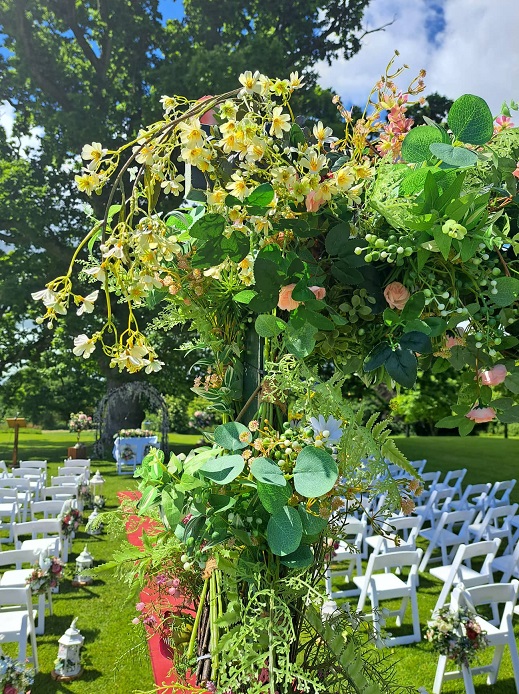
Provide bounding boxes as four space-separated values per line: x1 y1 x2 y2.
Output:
317 0 519 115
0 100 43 155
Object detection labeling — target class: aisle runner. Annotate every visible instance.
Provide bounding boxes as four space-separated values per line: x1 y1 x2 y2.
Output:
118 491 205 693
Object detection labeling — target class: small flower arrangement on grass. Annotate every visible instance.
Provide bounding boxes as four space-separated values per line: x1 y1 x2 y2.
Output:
68 411 92 443
116 428 155 438
0 653 34 694
425 606 488 668
26 555 65 594
60 508 82 538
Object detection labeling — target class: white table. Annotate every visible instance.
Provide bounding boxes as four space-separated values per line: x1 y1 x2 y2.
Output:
112 436 159 474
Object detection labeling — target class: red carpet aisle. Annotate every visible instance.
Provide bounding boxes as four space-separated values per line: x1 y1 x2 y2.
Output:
118 491 206 693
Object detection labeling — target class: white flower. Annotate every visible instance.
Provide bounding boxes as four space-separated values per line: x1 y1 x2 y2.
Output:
269 106 291 138
81 142 106 170
161 174 184 195
144 359 164 374
238 70 263 96
76 290 99 316
73 334 96 358
84 265 106 282
309 415 343 444
101 241 125 260
313 121 333 144
289 72 305 90
75 171 101 195
32 287 58 306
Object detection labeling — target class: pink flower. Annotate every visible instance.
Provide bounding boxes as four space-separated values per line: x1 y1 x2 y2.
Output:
132 617 140 625
172 578 181 588
383 282 410 310
494 115 514 133
305 190 323 212
51 562 62 573
197 95 217 125
478 364 507 387
4 685 18 694
168 587 180 597
309 285 326 300
465 406 496 423
513 163 519 179
136 601 146 611
446 335 463 349
278 284 300 311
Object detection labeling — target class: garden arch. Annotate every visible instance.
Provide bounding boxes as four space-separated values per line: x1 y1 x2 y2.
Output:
93 382 169 459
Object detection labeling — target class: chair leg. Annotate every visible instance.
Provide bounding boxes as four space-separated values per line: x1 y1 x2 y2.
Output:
487 644 505 685
432 655 447 694
410 587 421 643
396 595 409 626
461 664 476 693
507 629 519 692
35 593 46 635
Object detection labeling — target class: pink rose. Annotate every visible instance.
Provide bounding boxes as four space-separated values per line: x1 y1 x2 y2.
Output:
309 286 326 300
51 562 62 573
478 364 507 387
465 406 496 423
197 95 217 125
278 284 300 311
384 282 410 310
136 601 146 611
305 190 323 213
4 685 18 694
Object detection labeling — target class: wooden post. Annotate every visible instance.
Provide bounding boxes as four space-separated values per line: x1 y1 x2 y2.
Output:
6 417 27 467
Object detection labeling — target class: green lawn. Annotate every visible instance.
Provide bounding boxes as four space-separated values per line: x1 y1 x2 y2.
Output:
1 432 518 693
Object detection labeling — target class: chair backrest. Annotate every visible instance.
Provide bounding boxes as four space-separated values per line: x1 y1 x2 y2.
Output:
43 486 76 501
453 580 519 629
417 471 441 500
441 468 467 493
64 458 91 467
368 548 423 583
441 508 477 537
373 515 423 552
57 466 89 478
0 460 8 475
453 482 491 511
13 518 62 542
0 547 39 569
409 459 427 475
31 500 68 520
19 460 47 471
473 503 519 542
488 479 517 507
51 475 80 486
418 488 453 523
0 487 18 500
435 539 501 611
0 584 34 610
0 477 32 491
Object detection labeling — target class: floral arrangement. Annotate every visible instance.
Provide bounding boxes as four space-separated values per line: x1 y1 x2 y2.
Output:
78 482 92 507
68 411 92 442
93 494 106 509
119 444 137 462
189 410 215 430
425 606 488 668
32 56 519 692
60 508 82 538
25 555 65 594
0 654 34 694
116 428 155 438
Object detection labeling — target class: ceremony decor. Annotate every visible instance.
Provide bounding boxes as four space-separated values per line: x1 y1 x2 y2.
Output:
60 508 82 538
425 606 488 668
0 654 34 694
52 618 85 682
34 56 519 693
117 429 155 439
25 555 65 594
68 412 93 443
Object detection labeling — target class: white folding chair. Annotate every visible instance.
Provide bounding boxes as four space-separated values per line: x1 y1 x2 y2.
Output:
0 547 52 635
31 499 68 520
64 458 91 468
325 518 367 599
431 539 501 613
19 460 48 476
485 479 517 508
12 519 66 562
43 485 77 502
51 474 81 487
0 460 8 476
409 459 427 476
0 497 20 542
468 503 518 545
446 482 491 513
354 548 423 646
10 468 44 499
416 471 441 503
434 468 467 502
414 488 453 528
419 508 476 573
365 515 424 556
57 465 90 480
432 580 519 694
0 585 39 670
491 540 519 583
0 479 33 520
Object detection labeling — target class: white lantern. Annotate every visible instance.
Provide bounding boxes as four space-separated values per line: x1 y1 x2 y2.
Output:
89 469 105 497
86 506 103 535
52 618 84 681
321 600 338 621
74 545 94 585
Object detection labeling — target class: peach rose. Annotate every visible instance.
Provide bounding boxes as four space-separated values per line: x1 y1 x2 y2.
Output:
465 406 496 423
197 95 217 125
478 364 507 387
309 285 326 300
305 190 323 213
446 335 463 349
278 284 300 311
384 281 410 310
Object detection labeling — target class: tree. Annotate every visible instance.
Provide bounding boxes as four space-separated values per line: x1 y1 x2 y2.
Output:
0 0 376 431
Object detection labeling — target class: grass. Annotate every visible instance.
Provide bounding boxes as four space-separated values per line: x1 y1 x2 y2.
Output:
2 432 519 693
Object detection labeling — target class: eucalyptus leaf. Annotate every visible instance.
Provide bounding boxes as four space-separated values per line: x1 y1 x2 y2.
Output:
250 457 287 486
200 454 245 484
448 94 494 145
213 422 251 451
429 143 478 168
401 125 449 163
293 446 338 498
267 506 303 556
257 481 292 514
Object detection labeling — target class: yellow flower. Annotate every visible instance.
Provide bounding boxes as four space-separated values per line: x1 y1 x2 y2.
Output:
300 149 327 174
238 70 263 95
81 142 106 171
312 121 333 144
177 119 205 149
227 173 251 201
75 171 100 195
269 106 291 138
207 188 227 206
289 72 305 90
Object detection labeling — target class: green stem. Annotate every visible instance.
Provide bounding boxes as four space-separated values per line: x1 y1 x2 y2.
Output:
186 577 208 660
